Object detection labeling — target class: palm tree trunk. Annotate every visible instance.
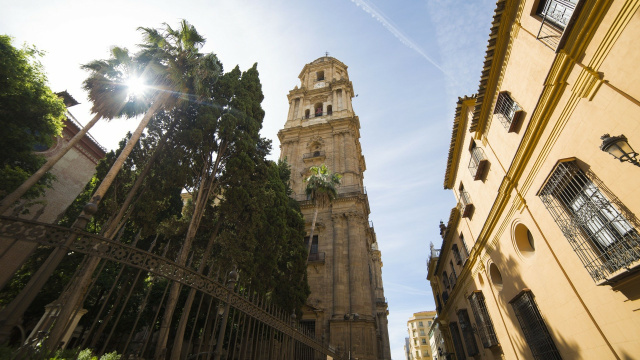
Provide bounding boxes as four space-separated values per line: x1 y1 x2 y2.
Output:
170 222 221 359
34 93 169 350
306 205 319 263
0 112 102 214
155 141 227 359
103 122 176 239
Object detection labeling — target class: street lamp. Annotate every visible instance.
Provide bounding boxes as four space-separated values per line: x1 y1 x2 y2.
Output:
600 134 640 167
344 313 359 360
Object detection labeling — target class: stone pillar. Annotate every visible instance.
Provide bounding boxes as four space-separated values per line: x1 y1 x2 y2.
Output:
332 213 347 317
294 98 301 120
287 99 293 120
332 133 340 176
340 132 347 175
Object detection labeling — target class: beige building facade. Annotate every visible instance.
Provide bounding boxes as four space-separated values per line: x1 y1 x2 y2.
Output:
278 56 391 360
406 311 436 359
0 92 106 290
428 0 640 359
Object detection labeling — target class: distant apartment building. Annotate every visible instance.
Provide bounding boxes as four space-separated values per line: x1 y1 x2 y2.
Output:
427 0 640 359
404 337 411 360
407 311 436 359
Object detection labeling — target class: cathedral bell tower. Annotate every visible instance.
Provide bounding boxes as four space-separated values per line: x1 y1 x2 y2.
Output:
278 56 391 360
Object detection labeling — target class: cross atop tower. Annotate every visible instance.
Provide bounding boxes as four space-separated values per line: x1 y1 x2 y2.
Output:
325 51 330 57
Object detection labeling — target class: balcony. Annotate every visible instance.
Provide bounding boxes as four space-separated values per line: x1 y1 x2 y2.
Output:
303 150 326 163
376 297 388 307
468 147 489 181
292 185 366 202
308 252 325 264
460 190 474 218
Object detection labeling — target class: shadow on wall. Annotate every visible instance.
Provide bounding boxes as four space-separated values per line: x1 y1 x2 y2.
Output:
487 246 581 359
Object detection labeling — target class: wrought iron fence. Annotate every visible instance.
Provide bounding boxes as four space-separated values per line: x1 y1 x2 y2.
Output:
0 216 341 360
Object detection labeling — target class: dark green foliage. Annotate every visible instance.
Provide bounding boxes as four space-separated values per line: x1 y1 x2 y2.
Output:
0 36 66 201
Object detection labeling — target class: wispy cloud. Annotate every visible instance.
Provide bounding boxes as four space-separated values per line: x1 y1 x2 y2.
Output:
349 0 452 80
384 281 432 297
425 0 496 100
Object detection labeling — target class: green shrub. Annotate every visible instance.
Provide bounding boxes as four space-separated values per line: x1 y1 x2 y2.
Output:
99 351 121 360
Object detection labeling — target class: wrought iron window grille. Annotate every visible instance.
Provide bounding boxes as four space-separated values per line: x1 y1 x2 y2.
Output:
536 0 581 50
469 146 489 180
460 234 470 263
460 187 474 218
539 160 640 282
449 272 457 289
510 289 562 360
452 244 463 265
457 309 480 357
537 0 577 29
468 291 499 348
494 92 524 132
442 271 450 289
448 322 468 360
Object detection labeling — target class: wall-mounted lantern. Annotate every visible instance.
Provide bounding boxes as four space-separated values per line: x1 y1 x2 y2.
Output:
600 134 640 167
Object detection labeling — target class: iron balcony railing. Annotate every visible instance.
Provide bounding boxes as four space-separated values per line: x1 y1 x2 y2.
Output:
293 185 366 202
468 147 489 181
303 151 325 159
376 297 388 307
308 252 325 263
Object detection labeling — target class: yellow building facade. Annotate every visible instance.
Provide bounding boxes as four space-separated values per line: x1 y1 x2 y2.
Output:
406 311 436 359
427 0 640 359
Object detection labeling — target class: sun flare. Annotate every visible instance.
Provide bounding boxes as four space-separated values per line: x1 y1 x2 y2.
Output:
126 77 147 97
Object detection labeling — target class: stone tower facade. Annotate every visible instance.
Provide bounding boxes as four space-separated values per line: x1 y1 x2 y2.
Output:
278 56 391 360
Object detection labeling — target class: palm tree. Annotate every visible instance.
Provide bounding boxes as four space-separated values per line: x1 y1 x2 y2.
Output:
0 47 149 215
304 164 342 263
44 21 221 351
0 20 220 348
0 45 177 344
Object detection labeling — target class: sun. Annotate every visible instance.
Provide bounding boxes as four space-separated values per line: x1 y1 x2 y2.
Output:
126 77 147 97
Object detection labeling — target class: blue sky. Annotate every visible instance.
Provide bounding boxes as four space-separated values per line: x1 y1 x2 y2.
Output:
1 0 496 357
